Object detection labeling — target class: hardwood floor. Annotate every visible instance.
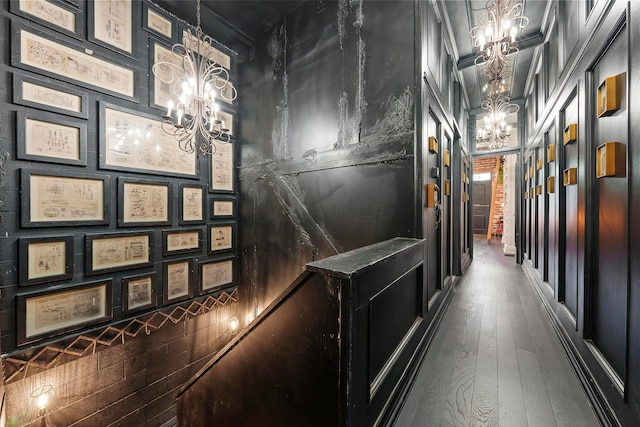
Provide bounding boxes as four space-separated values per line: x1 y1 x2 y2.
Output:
394 238 600 427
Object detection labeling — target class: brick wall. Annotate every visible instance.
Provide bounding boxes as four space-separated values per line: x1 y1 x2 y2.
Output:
4 304 238 427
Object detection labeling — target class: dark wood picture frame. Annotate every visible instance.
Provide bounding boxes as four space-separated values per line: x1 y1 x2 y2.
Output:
208 222 235 254
117 177 172 227
99 102 199 179
13 73 89 119
198 256 235 295
20 168 110 228
16 279 113 346
122 272 158 315
163 258 195 305
180 183 206 225
16 109 87 166
18 235 74 286
11 20 138 102
162 227 204 256
85 231 154 276
9 0 85 40
142 2 175 41
87 0 137 59
210 196 236 219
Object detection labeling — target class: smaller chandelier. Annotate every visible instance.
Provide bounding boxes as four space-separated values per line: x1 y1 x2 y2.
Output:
470 0 529 78
152 0 237 155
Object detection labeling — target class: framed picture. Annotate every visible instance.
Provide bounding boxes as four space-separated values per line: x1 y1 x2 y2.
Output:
181 27 231 71
13 73 89 119
9 0 85 40
122 272 157 315
17 279 113 346
21 168 110 228
16 110 87 166
11 21 136 101
99 102 198 178
210 140 235 193
87 0 135 57
208 223 235 254
210 196 235 219
162 228 203 256
163 258 194 305
180 184 205 225
18 235 74 286
85 231 153 276
149 40 182 110
199 257 234 295
118 178 172 227
143 3 174 41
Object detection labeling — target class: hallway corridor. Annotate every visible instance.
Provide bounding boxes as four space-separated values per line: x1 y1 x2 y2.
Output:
395 239 599 426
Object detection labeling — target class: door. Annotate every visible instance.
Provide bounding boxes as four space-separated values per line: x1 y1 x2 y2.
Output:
473 181 491 234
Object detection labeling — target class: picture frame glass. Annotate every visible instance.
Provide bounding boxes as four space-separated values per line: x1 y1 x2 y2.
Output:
122 182 169 224
166 261 190 300
25 117 81 161
22 80 83 113
29 174 105 223
28 240 67 279
213 200 234 217
167 231 200 253
92 234 150 271
127 276 153 309
201 260 233 291
182 186 203 222
93 0 132 53
210 225 233 251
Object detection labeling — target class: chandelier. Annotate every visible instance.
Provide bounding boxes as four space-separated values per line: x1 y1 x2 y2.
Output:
470 0 529 79
152 0 237 155
471 0 527 150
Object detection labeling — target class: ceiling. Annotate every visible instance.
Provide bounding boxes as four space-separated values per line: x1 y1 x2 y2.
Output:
154 0 548 111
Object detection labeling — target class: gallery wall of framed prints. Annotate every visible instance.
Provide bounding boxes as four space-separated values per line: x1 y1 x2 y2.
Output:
1 0 239 352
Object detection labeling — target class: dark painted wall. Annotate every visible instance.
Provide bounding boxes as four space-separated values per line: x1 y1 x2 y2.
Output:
237 0 419 317
521 0 640 424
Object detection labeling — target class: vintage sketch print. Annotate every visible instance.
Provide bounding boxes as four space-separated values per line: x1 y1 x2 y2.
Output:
152 42 182 108
167 231 200 252
94 0 132 53
19 0 75 32
25 284 108 338
104 107 197 176
92 235 149 270
210 225 232 251
211 140 233 191
213 200 233 217
201 260 233 291
127 276 153 309
147 8 172 39
25 118 80 161
22 80 83 113
20 29 134 97
183 187 203 222
28 240 66 280
122 182 168 224
166 261 190 300
30 174 104 222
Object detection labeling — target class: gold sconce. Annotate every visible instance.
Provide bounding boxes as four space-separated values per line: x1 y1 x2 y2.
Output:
547 143 555 162
563 123 577 145
597 74 623 117
428 136 439 154
444 150 450 167
596 141 625 178
563 167 577 186
547 176 555 193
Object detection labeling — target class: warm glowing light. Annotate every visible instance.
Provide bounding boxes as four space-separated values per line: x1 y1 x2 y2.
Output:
229 316 239 331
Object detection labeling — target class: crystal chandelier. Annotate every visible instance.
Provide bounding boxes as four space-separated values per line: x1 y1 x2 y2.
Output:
477 77 519 150
152 0 237 155
470 0 529 79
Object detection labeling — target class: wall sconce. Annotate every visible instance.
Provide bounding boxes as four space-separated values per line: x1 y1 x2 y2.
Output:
30 384 55 421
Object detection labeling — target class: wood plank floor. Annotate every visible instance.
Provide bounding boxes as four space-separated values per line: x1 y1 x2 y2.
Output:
394 238 600 427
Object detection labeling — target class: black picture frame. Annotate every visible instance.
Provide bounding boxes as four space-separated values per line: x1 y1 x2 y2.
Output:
11 20 138 102
13 73 89 119
9 0 85 40
122 272 158 315
85 231 154 276
142 2 175 42
209 141 235 194
20 168 111 228
18 235 74 286
208 222 236 255
198 256 235 296
98 101 200 179
117 177 172 227
210 195 236 219
86 0 138 59
162 258 195 305
162 227 204 257
179 183 206 225
16 109 88 166
16 279 113 346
